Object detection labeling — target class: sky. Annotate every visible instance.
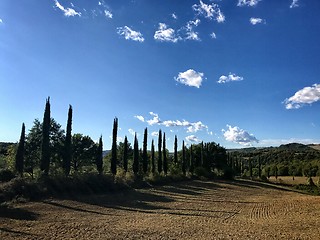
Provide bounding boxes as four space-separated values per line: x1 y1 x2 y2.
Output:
1 0 320 150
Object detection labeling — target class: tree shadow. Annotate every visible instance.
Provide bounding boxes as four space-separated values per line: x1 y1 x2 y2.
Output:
0 205 38 220
0 227 36 237
228 179 294 192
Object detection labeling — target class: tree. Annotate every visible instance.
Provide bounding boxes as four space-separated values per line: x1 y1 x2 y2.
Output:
72 134 96 172
133 133 139 176
151 139 155 174
123 136 128 173
142 128 148 174
40 97 51 176
174 135 178 164
182 140 186 176
189 144 194 174
63 105 72 176
163 132 168 175
96 136 103 174
158 130 162 174
15 123 25 177
111 117 118 176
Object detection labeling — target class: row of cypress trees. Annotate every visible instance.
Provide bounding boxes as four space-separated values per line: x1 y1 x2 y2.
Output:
14 97 227 178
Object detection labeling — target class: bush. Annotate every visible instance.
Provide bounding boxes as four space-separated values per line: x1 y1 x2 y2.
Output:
0 169 16 182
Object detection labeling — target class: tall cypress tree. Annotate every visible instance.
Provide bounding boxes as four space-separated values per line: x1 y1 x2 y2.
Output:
200 141 204 167
40 97 51 176
182 140 186 176
111 117 118 176
15 123 25 177
157 129 162 174
133 133 139 175
163 132 168 175
142 128 148 174
189 144 194 174
151 139 155 174
63 105 72 176
123 136 128 173
174 135 178 164
96 136 103 174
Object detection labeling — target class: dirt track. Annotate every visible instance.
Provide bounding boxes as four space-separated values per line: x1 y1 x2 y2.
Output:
1 180 320 239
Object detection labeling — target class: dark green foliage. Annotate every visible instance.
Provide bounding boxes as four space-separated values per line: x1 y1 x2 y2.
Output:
63 105 72 176
40 97 51 176
182 140 186 176
123 136 128 172
174 135 178 164
163 132 167 175
72 134 96 172
15 123 25 177
151 139 155 174
111 118 118 176
157 130 162 174
0 169 15 182
133 134 139 175
189 145 194 174
96 136 103 174
142 128 148 174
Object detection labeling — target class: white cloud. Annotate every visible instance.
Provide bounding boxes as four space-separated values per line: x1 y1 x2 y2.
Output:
154 23 180 43
290 0 299 8
151 131 159 137
185 19 201 41
210 32 217 39
54 0 81 17
237 0 261 7
172 13 178 19
217 73 244 83
146 112 161 125
104 10 113 19
128 128 135 136
222 125 259 146
192 0 225 23
134 115 145 122
175 69 204 88
0 19 3 24
138 112 209 134
284 84 320 109
250 17 265 25
186 135 201 143
117 26 144 42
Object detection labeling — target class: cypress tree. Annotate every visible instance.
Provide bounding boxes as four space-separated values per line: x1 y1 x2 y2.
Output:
96 136 103 174
157 129 162 174
174 135 178 164
258 156 261 178
133 133 139 175
151 139 155 174
249 159 253 179
189 144 194 174
15 123 25 177
123 136 128 173
163 132 168 175
200 141 204 167
142 128 148 174
40 97 51 176
182 140 186 176
63 105 72 176
111 117 118 176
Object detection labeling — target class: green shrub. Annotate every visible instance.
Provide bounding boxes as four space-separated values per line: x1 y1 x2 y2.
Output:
0 169 16 182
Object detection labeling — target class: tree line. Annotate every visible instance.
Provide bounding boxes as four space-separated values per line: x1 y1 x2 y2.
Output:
3 98 230 180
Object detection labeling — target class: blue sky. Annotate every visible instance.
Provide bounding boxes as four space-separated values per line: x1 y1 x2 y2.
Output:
1 0 320 150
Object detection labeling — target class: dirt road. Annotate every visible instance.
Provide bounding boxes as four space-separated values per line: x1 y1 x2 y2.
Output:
1 180 320 239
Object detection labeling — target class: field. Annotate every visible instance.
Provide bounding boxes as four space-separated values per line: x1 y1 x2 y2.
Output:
1 179 320 239
268 176 320 185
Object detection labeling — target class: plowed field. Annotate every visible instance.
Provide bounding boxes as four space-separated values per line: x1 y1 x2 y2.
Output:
1 180 320 239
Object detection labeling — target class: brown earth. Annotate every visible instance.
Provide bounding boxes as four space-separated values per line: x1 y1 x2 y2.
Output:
1 179 320 239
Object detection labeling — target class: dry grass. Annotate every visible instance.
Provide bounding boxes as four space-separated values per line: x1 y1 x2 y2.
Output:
1 179 320 239
268 176 320 185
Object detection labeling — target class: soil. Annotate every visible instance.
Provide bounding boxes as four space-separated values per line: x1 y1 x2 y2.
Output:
1 179 320 239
